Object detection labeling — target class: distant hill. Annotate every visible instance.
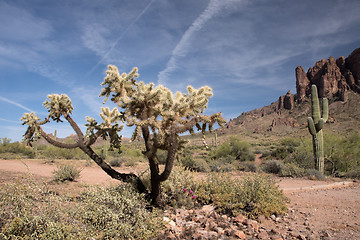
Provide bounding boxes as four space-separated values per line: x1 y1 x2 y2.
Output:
220 48 360 139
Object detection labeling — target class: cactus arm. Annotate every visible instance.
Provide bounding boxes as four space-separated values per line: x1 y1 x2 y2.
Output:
307 117 316 136
322 98 328 122
39 127 79 149
316 118 324 132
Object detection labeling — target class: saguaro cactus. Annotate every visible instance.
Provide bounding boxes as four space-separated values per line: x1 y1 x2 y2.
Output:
307 85 328 174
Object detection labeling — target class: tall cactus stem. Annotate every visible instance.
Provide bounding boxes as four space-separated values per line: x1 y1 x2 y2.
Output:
307 85 328 174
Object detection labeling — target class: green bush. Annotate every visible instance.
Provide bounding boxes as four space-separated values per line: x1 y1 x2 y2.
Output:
141 167 198 209
208 158 234 172
109 158 124 167
261 160 284 174
323 133 360 174
343 168 360 179
195 173 288 219
73 185 164 239
52 164 81 182
234 161 257 172
271 137 300 160
211 137 254 162
279 163 306 178
305 169 325 180
284 139 314 170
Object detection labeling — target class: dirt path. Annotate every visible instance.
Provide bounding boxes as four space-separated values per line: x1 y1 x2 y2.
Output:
0 159 148 185
1 159 359 239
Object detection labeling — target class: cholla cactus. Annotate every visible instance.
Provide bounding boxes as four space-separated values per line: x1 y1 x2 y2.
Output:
307 85 328 174
21 65 225 206
100 65 226 205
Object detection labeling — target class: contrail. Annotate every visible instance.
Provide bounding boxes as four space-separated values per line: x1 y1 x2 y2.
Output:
0 96 34 112
157 0 226 85
85 0 156 78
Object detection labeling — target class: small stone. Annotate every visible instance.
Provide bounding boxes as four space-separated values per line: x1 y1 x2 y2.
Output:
257 229 270 239
258 215 266 223
235 230 247 239
234 214 246 224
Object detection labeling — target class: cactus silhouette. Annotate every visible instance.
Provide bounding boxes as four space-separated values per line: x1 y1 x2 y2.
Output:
307 85 328 174
21 65 226 206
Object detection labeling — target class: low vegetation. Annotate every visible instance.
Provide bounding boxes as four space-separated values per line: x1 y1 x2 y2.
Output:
52 164 81 182
0 178 164 240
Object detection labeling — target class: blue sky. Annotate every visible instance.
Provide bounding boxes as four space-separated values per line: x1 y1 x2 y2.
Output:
1 0 360 142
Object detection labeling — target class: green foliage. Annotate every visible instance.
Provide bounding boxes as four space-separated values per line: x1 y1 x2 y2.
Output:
141 167 198 209
52 164 81 182
284 138 314 170
0 139 35 159
284 133 360 177
0 178 164 240
324 132 360 174
271 137 300 159
42 145 88 160
208 158 235 172
279 163 306 178
211 137 254 162
234 161 257 173
195 173 288 219
73 185 164 239
179 154 210 172
343 168 360 179
261 160 284 174
109 158 124 167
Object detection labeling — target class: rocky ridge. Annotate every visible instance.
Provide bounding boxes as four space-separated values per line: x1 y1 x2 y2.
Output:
224 48 360 134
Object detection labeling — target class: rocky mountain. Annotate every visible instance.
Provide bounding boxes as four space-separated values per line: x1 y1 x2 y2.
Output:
222 48 360 137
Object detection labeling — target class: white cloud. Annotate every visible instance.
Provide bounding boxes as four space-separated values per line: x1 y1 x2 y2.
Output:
0 2 53 42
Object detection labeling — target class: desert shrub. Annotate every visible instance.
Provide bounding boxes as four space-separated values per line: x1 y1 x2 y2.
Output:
190 158 211 172
0 178 164 240
211 137 254 162
234 161 257 172
261 160 284 174
141 167 198 209
73 184 164 239
343 168 360 179
279 163 306 178
305 169 325 180
0 140 35 159
271 137 300 160
123 157 138 167
52 164 81 182
41 145 87 160
208 158 234 172
324 133 360 174
0 180 82 239
109 158 123 167
195 173 288 219
285 139 314 169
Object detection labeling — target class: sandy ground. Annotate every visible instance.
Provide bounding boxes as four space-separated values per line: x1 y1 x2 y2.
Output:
0 159 359 239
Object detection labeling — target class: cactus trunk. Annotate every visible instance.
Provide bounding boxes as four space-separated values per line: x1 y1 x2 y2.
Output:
312 130 324 173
